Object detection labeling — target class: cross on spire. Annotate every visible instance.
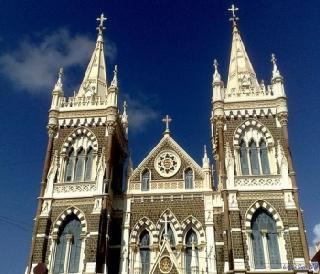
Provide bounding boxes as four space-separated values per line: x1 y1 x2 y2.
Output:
96 13 107 35
162 115 172 135
228 4 239 25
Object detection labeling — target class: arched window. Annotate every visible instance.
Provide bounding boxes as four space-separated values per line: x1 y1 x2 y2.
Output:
259 140 270 175
249 140 260 175
139 230 150 274
240 140 249 175
161 224 176 247
84 147 93 181
184 168 193 189
251 209 281 269
185 229 198 274
141 170 150 191
74 148 86 181
65 148 76 182
53 215 82 274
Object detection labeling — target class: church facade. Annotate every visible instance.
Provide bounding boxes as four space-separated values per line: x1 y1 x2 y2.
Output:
26 6 311 274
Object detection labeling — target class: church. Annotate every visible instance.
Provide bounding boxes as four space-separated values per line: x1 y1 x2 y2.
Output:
26 5 311 274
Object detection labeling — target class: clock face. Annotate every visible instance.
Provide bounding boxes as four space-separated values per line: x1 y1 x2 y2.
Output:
159 256 172 273
154 150 181 177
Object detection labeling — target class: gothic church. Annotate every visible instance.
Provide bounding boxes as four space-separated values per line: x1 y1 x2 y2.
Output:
26 5 311 274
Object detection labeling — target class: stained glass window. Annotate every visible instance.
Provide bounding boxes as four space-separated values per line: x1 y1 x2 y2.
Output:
240 140 249 175
185 168 193 189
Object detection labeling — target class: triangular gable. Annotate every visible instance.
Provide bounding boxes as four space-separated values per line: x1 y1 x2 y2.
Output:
130 135 204 180
150 239 182 274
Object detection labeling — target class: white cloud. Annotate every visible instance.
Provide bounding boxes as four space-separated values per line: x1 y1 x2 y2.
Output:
0 29 117 94
122 93 158 134
310 223 320 256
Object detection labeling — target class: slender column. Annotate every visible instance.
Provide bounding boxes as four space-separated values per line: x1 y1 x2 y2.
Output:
215 117 234 270
27 124 57 274
96 121 115 273
278 112 309 263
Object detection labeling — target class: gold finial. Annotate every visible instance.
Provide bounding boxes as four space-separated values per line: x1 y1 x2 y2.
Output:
228 4 239 26
162 115 172 135
96 13 107 35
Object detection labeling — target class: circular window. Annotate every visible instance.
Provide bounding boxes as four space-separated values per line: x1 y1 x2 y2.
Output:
154 150 181 177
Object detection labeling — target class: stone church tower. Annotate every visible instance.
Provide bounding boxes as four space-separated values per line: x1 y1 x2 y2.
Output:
27 6 311 274
27 14 129 274
210 5 310 274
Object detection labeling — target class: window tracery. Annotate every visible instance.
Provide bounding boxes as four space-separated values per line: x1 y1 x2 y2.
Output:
139 230 150 274
185 229 198 274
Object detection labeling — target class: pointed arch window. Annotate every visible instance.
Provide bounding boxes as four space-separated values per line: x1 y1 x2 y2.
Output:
184 168 193 189
240 140 249 175
74 148 86 181
65 148 76 182
53 215 82 274
161 224 176 247
139 230 150 274
249 140 260 175
64 146 95 182
84 147 93 181
141 170 150 191
259 140 270 175
251 209 281 269
185 229 198 274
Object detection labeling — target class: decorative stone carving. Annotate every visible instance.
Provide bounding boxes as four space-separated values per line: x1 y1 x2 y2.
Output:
96 147 106 193
225 142 234 188
277 141 289 187
228 192 238 210
154 150 181 178
235 175 281 188
45 151 59 198
53 183 97 193
40 200 52 216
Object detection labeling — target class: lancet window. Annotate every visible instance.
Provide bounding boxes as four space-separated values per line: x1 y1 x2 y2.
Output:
139 230 150 274
65 146 94 182
141 169 150 191
184 168 193 189
251 209 281 269
185 229 198 274
52 215 82 274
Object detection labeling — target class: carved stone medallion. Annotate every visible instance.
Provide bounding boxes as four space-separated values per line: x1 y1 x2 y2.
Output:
159 256 172 273
154 150 181 177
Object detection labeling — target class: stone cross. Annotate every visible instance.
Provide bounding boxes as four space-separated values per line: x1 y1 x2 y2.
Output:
160 214 169 241
228 4 239 24
162 115 172 134
96 13 107 34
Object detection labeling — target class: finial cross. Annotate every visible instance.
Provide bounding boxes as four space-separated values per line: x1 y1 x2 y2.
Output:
97 13 107 34
228 4 239 25
162 115 172 134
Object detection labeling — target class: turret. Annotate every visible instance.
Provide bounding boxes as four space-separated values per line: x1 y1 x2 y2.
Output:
107 65 119 108
50 68 64 110
121 100 128 136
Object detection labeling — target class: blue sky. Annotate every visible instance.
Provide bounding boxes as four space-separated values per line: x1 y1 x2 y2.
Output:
0 0 319 273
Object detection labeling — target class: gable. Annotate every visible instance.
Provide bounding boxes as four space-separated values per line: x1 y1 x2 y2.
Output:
130 135 204 182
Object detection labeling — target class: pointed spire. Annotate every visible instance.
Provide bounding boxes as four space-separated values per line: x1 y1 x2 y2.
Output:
53 68 64 94
202 145 210 169
226 5 260 98
271 53 282 80
213 59 221 83
121 101 128 136
110 65 118 88
77 13 108 98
